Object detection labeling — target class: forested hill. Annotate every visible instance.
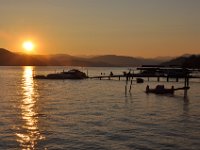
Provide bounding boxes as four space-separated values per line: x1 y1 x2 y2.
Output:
0 48 164 67
161 55 200 68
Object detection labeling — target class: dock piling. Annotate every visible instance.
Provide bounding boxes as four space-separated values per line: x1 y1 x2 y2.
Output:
129 80 133 93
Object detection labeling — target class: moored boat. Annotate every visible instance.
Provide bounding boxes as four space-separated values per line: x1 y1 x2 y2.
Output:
136 78 144 83
146 85 174 94
33 69 88 80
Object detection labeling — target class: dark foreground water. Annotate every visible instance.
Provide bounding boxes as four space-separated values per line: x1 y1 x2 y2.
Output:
0 66 200 150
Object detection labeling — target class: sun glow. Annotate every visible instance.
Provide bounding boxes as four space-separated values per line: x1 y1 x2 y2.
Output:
22 41 35 52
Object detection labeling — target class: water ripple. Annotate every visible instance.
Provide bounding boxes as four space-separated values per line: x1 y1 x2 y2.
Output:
0 67 200 149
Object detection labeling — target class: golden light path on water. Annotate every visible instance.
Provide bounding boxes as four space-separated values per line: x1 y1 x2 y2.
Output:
16 66 45 150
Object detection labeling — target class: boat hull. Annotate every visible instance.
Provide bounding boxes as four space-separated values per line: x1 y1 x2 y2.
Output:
146 85 174 94
146 89 174 94
33 69 88 80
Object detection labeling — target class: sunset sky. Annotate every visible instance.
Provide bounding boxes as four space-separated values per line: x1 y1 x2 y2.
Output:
0 0 200 57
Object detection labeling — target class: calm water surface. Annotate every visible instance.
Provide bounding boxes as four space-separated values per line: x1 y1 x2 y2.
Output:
0 66 200 150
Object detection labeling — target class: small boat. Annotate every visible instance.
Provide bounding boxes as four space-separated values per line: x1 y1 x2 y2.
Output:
146 85 174 94
34 69 88 80
136 78 144 83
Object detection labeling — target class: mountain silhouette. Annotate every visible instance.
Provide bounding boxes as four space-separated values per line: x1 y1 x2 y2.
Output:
88 55 161 67
161 54 200 68
2 48 197 67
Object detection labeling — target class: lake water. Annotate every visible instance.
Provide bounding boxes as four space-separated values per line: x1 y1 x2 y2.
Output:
0 66 200 150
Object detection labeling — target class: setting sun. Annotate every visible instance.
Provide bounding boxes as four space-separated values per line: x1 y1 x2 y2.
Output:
22 41 34 52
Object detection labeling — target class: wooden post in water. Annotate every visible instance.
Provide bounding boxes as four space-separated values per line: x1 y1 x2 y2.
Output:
184 74 190 98
129 79 133 93
187 77 189 87
125 75 129 95
167 76 169 82
184 77 187 87
157 76 160 82
125 77 128 96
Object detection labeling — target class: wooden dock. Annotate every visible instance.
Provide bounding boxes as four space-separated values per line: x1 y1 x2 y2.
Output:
89 67 200 97
90 67 200 82
90 74 199 82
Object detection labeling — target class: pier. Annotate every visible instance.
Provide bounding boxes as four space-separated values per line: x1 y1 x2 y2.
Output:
90 67 200 97
90 74 199 81
89 67 199 82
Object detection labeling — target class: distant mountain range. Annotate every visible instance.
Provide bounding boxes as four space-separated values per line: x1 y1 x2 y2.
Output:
161 54 200 68
0 48 199 68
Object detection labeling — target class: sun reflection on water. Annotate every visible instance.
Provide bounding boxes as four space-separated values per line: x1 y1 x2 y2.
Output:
16 66 45 149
